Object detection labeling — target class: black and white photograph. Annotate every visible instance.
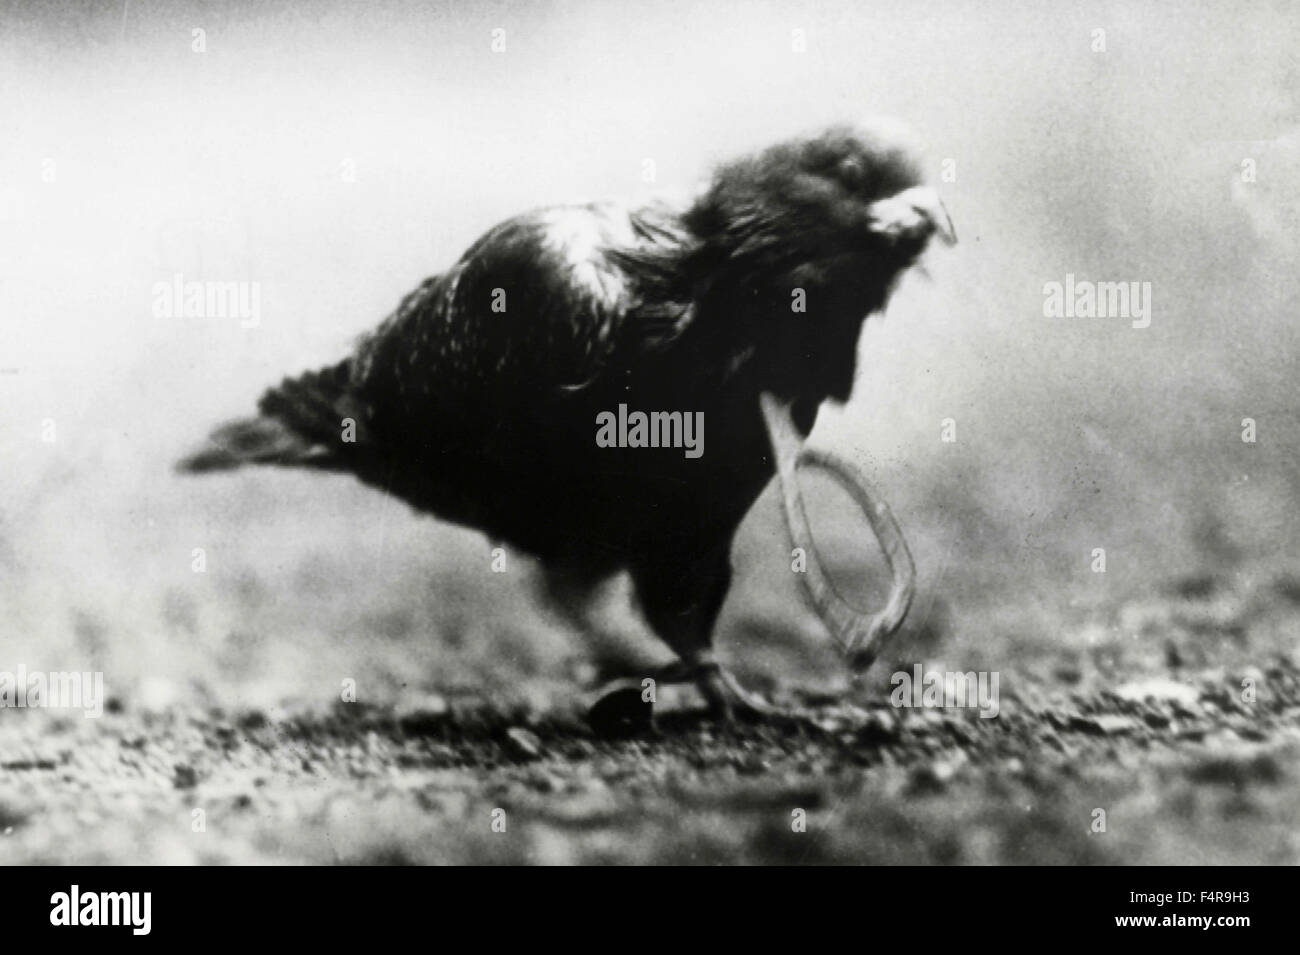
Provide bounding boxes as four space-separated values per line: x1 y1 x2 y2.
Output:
0 0 1296 891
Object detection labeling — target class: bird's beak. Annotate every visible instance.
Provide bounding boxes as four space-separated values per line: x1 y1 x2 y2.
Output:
757 391 917 674
867 185 957 247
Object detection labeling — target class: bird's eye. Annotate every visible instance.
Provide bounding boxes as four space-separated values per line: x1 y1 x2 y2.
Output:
836 156 865 184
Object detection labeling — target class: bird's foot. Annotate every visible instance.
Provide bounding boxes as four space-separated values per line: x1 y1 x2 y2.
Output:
585 655 805 737
692 662 806 727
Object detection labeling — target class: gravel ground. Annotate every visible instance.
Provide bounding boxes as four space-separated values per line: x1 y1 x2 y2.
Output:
3 569 1298 865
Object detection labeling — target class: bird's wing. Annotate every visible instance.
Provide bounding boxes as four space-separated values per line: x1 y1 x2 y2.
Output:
348 202 696 445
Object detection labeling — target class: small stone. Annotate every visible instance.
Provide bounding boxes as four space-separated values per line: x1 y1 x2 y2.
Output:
1052 663 1083 685
855 711 900 745
236 710 267 731
1186 751 1283 786
1069 714 1136 736
173 764 199 789
908 754 967 793
504 727 543 760
1114 677 1199 709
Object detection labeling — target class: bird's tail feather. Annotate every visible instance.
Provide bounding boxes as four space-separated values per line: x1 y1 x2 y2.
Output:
177 360 356 473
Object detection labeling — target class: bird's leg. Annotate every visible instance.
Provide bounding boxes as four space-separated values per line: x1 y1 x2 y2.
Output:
537 564 672 684
650 653 798 722
698 661 792 721
627 546 792 723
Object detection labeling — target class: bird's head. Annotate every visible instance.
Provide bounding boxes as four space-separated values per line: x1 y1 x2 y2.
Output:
680 121 955 406
688 120 955 283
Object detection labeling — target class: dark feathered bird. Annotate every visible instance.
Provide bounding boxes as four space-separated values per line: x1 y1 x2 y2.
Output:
179 121 954 722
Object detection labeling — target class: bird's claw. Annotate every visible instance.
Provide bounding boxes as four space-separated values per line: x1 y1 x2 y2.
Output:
585 658 807 737
694 664 808 727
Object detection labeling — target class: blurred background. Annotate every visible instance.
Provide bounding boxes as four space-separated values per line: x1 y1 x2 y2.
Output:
1 0 1297 712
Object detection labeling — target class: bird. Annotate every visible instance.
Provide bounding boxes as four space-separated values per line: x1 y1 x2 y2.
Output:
178 121 954 728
